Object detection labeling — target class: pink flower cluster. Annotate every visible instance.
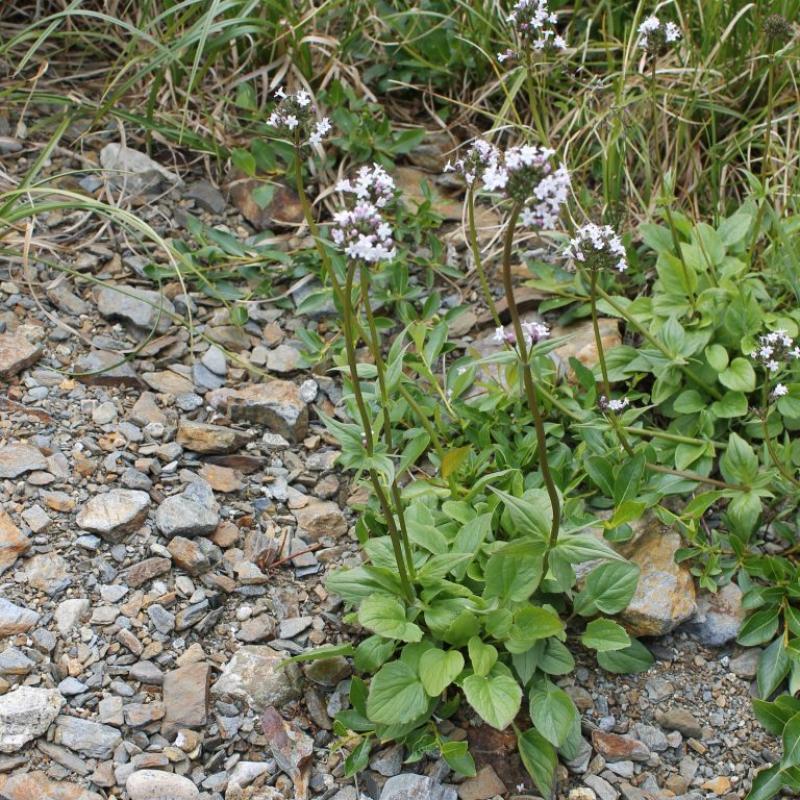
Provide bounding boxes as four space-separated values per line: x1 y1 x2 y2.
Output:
267 87 331 147
500 0 566 62
331 164 397 264
638 16 681 52
566 223 628 273
449 141 570 229
493 320 550 347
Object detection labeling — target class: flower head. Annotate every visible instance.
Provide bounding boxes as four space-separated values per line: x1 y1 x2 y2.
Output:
599 395 630 412
502 0 566 62
493 321 549 348
773 383 789 399
764 14 793 50
638 15 681 53
480 144 570 229
753 329 798 372
445 139 502 187
332 164 397 264
566 223 628 273
267 87 332 147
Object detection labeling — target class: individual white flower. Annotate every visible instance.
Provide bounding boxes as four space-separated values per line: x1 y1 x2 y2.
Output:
773 383 789 398
308 117 332 146
754 330 798 373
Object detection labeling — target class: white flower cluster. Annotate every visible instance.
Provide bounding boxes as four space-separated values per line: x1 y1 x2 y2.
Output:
638 16 681 52
493 320 550 347
500 0 566 61
753 330 800 373
566 223 628 272
599 395 630 412
773 383 789 399
332 164 397 264
485 144 571 229
335 163 396 207
267 87 331 147
444 140 500 186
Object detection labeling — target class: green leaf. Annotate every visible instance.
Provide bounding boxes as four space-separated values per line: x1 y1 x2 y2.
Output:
468 637 498 677
753 698 794 736
718 213 751 247
581 618 631 652
537 639 575 675
505 606 566 653
597 639 654 673
344 737 371 777
517 727 557 799
746 764 784 800
355 635 396 673
719 357 756 392
327 566 404 603
529 682 580 748
603 501 646 531
358 595 422 643
711 391 748 419
462 672 522 730
738 608 780 646
705 344 729 372
573 561 640 616
366 661 428 725
493 488 552 541
674 389 706 414
440 740 476 777
418 648 464 697
720 433 759 486
230 147 256 177
783 719 800 773
483 541 545 602
758 638 791 699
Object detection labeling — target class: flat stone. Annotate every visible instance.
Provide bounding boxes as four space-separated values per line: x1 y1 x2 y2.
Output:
618 518 696 637
54 715 122 759
0 598 40 636
656 708 703 739
552 317 621 380
212 645 302 711
380 774 457 800
198 463 243 493
20 504 50 533
130 392 168 426
584 775 619 800
124 701 165 727
141 369 195 395
0 648 33 675
229 177 302 230
156 479 220 538
176 419 250 454
221 381 309 441
591 731 650 763
126 769 200 800
100 142 181 194
236 615 275 643
168 536 220 575
730 649 760 678
75 489 151 543
0 687 64 753
293 499 347 541
0 330 42 378
120 556 172 588
54 598 91 636
303 656 352 688
0 508 30 573
186 179 226 214
683 582 745 646
0 771 102 800
162 661 210 735
279 615 313 639
23 552 70 593
75 350 141 388
0 443 47 478
267 343 301 373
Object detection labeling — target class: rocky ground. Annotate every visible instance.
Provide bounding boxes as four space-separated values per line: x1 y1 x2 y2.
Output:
0 133 780 800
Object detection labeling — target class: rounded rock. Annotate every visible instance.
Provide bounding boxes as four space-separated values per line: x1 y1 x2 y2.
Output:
126 769 200 800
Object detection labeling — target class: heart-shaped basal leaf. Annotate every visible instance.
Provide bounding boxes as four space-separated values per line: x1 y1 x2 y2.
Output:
366 660 428 725
358 595 422 642
597 638 654 673
581 618 631 652
462 671 522 730
418 648 465 697
573 560 640 617
529 681 580 748
468 636 498 677
517 726 557 799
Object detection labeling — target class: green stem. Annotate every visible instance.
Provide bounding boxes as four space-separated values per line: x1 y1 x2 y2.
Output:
501 203 561 563
761 381 800 488
595 285 721 400
359 265 416 578
342 260 414 600
467 185 500 327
